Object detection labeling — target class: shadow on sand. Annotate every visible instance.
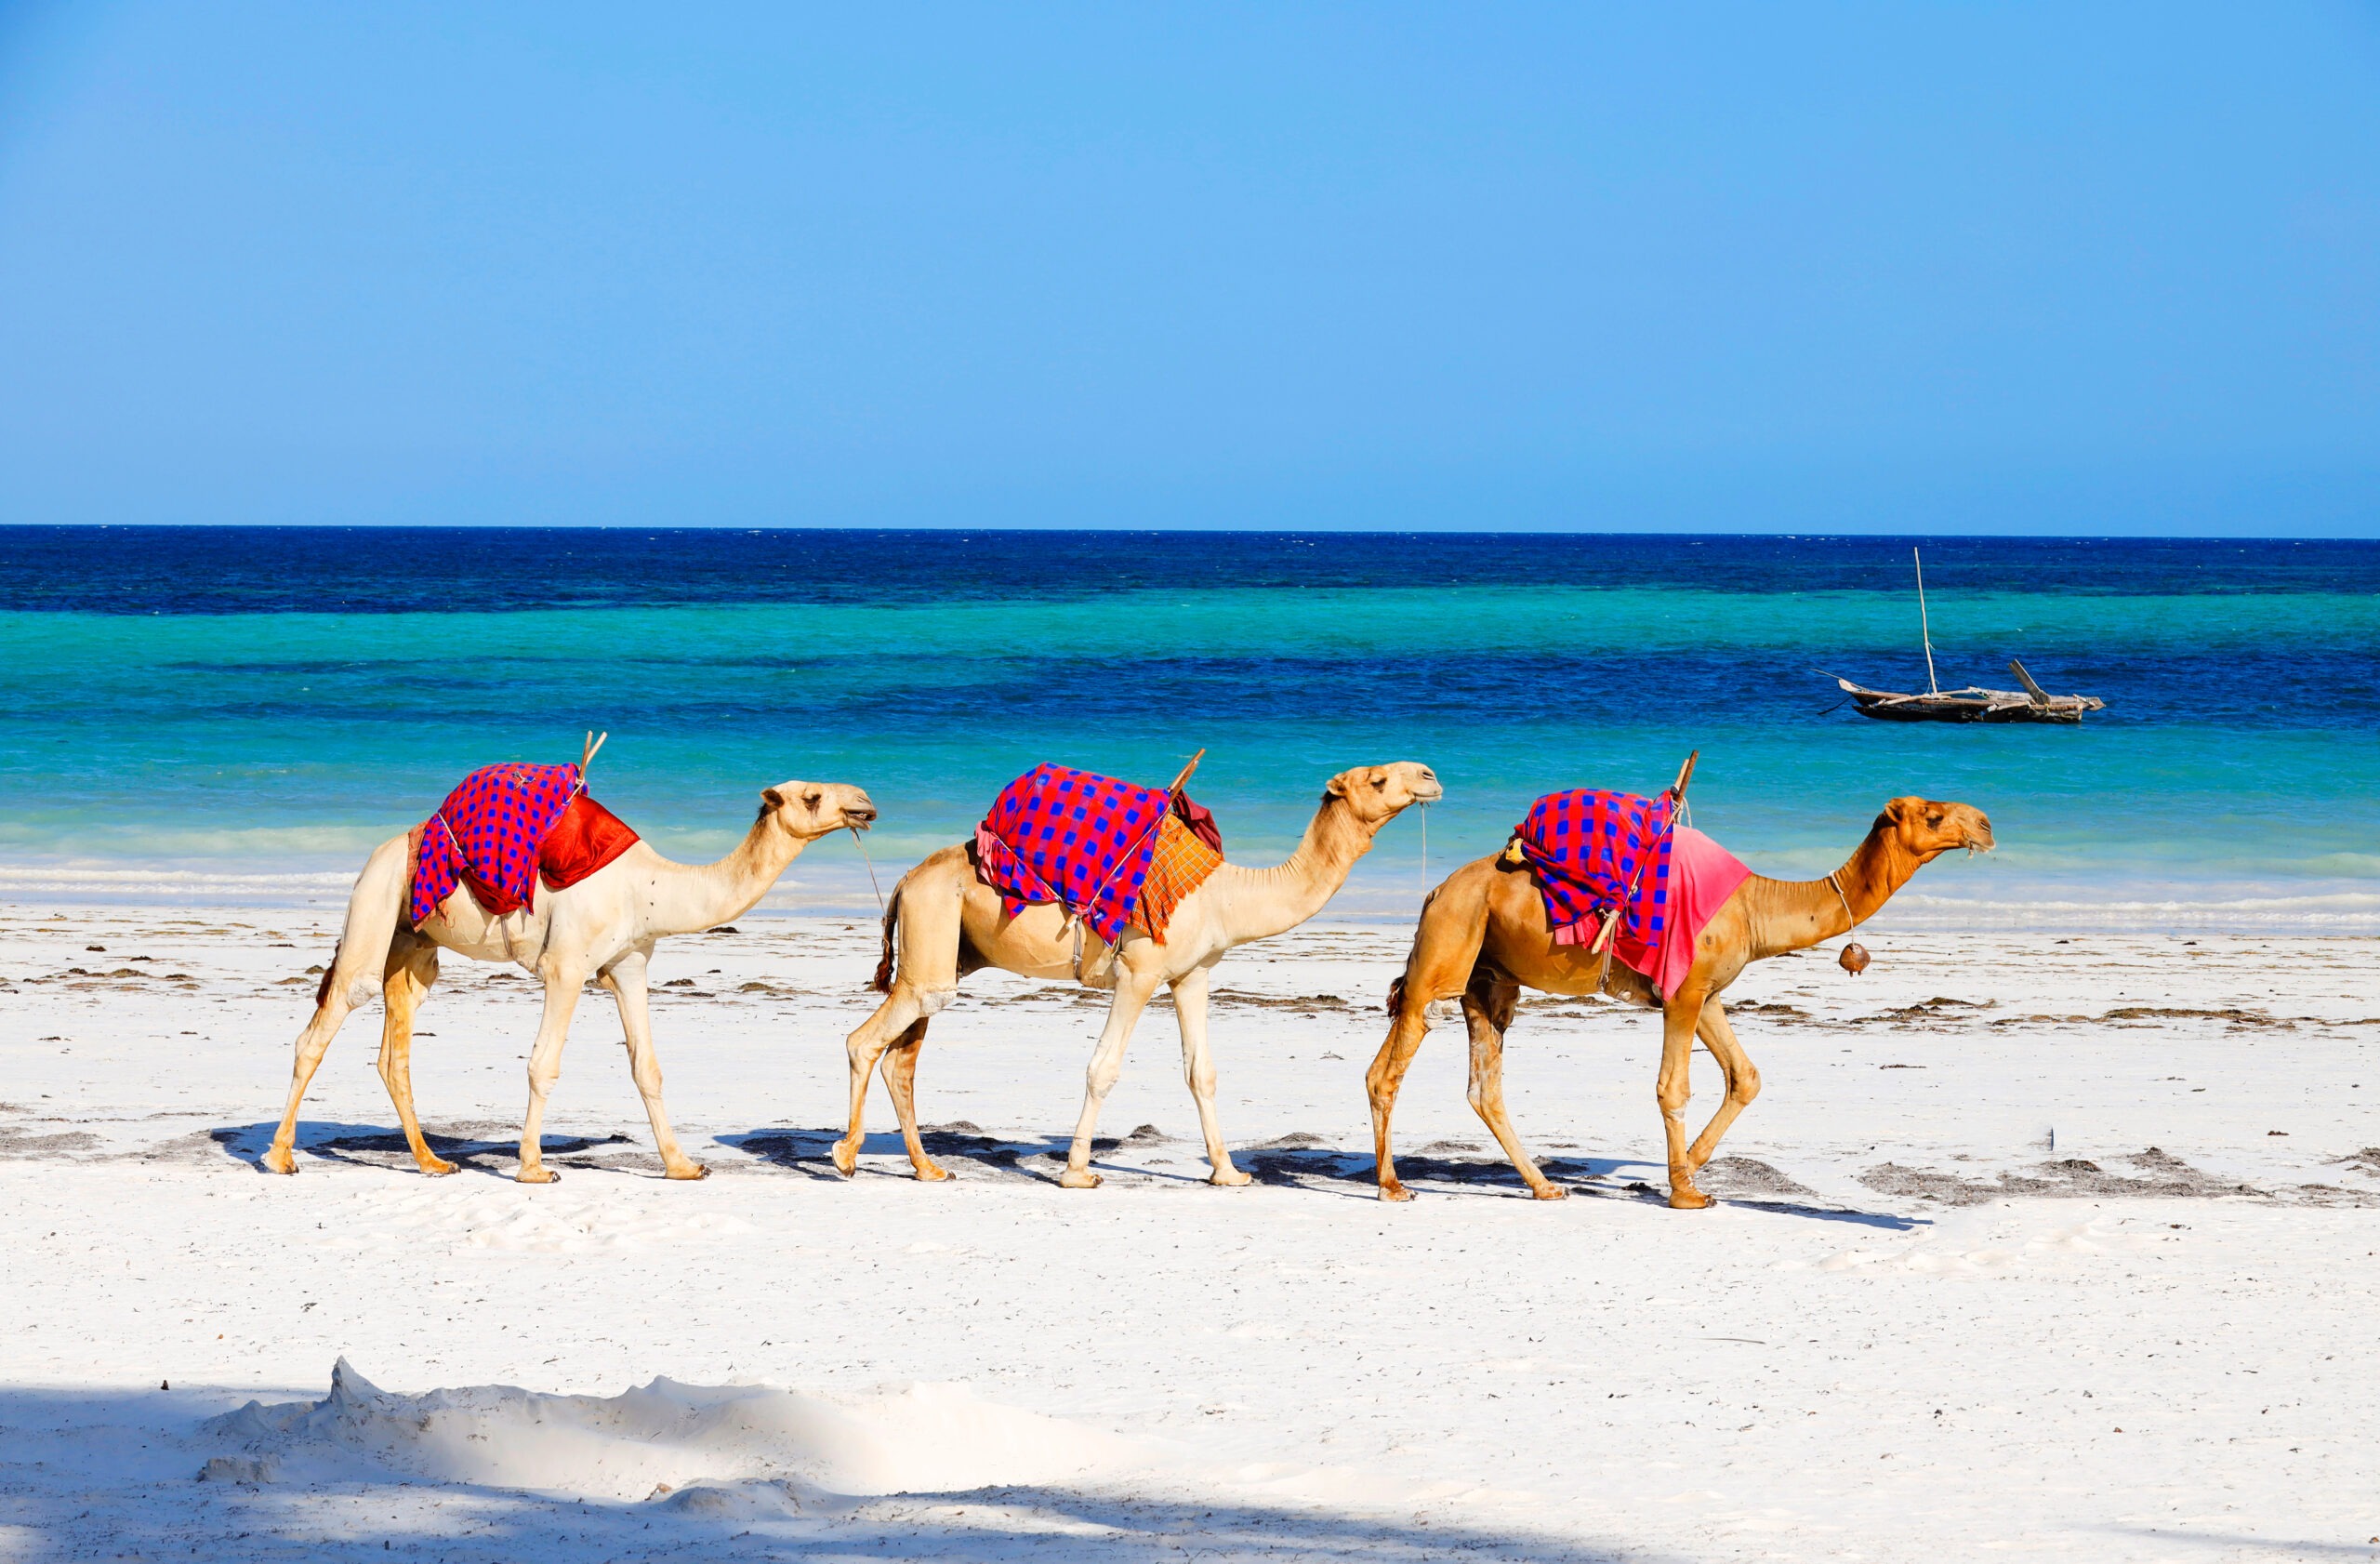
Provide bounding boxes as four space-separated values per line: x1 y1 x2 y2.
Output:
717 1126 1926 1226
0 1384 1665 1564
207 1120 644 1177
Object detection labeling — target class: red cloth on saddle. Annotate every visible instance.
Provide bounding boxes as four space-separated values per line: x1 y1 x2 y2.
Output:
973 763 1214 945
1636 827 1752 998
1512 789 1750 999
406 762 636 928
538 792 641 890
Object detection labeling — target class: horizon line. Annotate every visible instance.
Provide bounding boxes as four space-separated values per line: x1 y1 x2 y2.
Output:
2 523 2373 544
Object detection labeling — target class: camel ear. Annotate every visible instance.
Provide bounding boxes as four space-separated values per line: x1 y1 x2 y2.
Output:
761 787 786 813
1324 773 1351 799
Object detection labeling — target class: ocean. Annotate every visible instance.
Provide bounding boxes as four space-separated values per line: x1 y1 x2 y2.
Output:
1 527 2372 931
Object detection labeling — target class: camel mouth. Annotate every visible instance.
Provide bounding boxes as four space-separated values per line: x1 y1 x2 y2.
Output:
843 809 879 830
1411 780 1446 804
1963 829 1995 854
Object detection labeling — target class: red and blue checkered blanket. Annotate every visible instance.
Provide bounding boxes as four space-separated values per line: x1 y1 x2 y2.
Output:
974 763 1181 945
408 762 584 928
1513 788 1751 998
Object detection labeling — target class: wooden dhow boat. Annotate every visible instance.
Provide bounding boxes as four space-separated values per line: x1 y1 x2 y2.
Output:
1828 550 2106 725
1831 661 2105 724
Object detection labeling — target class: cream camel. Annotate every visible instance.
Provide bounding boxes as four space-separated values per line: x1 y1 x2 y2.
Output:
263 780 877 1183
839 762 1441 1187
1367 795 1991 1207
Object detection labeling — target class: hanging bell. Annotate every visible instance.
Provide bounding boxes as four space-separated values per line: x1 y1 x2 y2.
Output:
1838 942 1871 975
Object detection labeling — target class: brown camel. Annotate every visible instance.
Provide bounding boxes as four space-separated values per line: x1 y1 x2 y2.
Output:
1366 795 1992 1207
839 762 1441 1188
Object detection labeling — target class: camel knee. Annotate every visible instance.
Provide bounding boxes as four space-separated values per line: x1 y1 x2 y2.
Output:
1184 1062 1217 1097
914 986 955 1017
1655 1078 1690 1117
1729 1066 1762 1106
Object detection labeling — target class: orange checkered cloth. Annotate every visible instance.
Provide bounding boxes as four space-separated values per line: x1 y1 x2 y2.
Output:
1130 811 1223 943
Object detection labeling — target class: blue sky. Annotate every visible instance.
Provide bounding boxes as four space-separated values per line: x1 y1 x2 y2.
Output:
1 3 2375 534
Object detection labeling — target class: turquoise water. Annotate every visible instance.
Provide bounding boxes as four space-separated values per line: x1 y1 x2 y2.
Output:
1 530 2373 929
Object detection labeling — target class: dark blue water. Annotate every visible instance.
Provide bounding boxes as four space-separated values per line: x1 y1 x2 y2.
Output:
5 527 2373 613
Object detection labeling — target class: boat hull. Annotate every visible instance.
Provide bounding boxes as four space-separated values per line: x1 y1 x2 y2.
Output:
1848 694 2084 725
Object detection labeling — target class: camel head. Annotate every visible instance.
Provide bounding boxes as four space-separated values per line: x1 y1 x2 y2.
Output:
1323 762 1445 828
1876 796 1994 865
758 781 879 842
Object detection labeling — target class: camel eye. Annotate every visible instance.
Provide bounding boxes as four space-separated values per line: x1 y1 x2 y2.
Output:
1371 776 1386 789
1926 813 1943 827
804 792 822 810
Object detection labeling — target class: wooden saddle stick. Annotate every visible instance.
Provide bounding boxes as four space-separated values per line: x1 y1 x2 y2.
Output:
1670 748 1699 803
1164 747 1206 800
580 730 609 775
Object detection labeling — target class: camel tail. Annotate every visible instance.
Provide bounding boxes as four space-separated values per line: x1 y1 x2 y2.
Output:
870 883 902 993
1384 974 1406 1015
313 941 342 1011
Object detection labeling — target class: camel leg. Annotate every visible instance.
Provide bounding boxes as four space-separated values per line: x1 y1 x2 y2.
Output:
1685 998 1761 1173
1461 977 1565 1200
881 1020 950 1182
1058 963 1163 1189
1365 880 1490 1201
375 934 455 1176
1366 1003 1431 1201
838 991 922 1175
264 991 352 1176
1656 987 1714 1209
837 881 960 1176
600 948 706 1180
1171 965 1248 1186
516 961 588 1185
263 838 410 1174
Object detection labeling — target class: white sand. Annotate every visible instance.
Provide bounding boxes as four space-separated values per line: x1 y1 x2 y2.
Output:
2 904 2375 1561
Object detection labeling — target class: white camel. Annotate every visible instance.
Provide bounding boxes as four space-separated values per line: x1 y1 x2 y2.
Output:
264 778 877 1183
837 762 1439 1187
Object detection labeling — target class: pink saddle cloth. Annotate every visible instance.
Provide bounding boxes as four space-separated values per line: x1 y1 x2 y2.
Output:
1622 826 1752 998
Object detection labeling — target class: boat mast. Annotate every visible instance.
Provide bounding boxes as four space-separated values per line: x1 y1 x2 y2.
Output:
1913 547 1940 695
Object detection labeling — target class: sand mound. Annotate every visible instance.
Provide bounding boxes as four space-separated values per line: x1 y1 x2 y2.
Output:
206 1359 1146 1502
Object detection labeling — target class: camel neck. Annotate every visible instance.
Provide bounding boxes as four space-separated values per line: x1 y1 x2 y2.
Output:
1217 795 1382 941
641 815 811 938
1742 826 1919 960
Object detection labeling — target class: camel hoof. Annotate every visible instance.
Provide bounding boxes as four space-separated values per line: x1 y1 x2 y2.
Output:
1208 1166 1253 1188
516 1166 560 1185
1057 1168 1104 1189
1667 1186 1712 1210
665 1161 710 1182
260 1147 298 1175
914 1163 953 1183
1528 1182 1570 1201
416 1158 458 1177
1377 1182 1414 1203
829 1144 858 1177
